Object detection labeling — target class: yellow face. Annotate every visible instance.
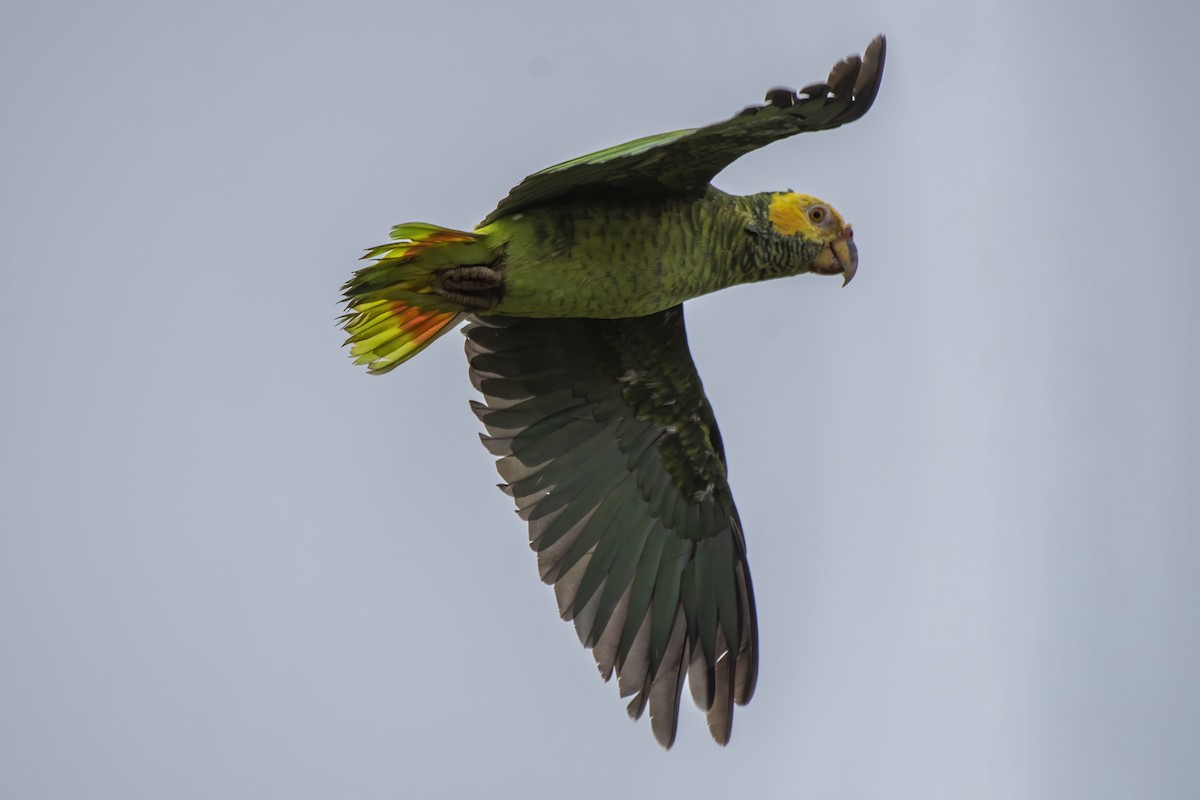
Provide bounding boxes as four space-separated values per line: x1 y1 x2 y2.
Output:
766 192 858 284
767 192 849 241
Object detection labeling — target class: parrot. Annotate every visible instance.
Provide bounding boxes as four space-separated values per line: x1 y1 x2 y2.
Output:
340 35 886 748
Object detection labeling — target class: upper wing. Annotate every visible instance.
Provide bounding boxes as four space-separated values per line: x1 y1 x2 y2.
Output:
480 35 885 226
465 307 758 748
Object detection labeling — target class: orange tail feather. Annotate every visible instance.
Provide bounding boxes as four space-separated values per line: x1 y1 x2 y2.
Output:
341 223 490 373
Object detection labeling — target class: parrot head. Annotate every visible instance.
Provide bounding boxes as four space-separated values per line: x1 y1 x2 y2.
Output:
765 192 858 285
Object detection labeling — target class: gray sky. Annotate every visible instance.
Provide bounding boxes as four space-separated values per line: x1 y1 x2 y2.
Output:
3 1 1198 798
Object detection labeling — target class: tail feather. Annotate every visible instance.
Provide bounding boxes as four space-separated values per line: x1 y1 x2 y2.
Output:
340 223 490 374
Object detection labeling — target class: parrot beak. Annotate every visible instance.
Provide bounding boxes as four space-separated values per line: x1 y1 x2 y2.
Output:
837 237 858 286
812 229 858 286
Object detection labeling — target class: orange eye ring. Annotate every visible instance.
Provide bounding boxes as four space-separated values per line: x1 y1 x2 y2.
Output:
808 206 827 223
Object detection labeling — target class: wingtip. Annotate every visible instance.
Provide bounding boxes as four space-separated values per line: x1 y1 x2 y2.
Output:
863 34 887 86
783 35 888 126
826 54 862 99
836 33 887 124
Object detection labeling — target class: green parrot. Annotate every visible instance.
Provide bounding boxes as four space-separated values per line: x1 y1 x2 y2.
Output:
341 35 886 748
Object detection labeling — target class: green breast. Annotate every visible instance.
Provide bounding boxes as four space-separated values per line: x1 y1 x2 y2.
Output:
482 189 752 319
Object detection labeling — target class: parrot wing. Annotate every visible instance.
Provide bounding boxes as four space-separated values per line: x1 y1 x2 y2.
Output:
481 35 885 225
465 307 758 748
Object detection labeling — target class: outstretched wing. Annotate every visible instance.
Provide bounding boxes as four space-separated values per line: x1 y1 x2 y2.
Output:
465 308 758 748
480 35 885 226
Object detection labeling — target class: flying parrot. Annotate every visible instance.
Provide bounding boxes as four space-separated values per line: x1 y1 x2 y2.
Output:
341 35 886 748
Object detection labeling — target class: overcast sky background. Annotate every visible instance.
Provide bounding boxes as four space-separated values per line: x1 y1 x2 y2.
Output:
3 1 1197 798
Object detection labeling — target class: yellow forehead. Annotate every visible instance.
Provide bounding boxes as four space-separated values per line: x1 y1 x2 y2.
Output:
767 192 847 238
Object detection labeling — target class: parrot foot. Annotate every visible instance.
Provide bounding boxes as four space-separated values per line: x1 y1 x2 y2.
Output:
435 264 505 310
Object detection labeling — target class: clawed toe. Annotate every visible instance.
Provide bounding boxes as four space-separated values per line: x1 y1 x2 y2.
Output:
435 264 505 310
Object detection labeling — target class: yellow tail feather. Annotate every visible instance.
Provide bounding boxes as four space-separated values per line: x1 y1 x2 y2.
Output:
344 300 466 374
341 223 489 373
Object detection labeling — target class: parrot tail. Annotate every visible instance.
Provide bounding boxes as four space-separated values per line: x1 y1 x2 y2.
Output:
340 222 497 374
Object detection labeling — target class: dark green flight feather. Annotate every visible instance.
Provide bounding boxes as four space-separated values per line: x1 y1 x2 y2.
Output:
466 308 758 748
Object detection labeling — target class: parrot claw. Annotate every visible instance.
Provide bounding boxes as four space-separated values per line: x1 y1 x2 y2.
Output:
435 264 505 310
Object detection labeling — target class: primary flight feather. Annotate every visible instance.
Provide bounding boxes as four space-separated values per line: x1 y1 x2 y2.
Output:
341 35 886 748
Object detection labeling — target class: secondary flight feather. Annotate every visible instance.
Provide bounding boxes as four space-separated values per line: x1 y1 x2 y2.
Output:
341 34 886 747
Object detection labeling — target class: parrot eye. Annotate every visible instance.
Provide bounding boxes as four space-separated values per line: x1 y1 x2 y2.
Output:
808 206 828 224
